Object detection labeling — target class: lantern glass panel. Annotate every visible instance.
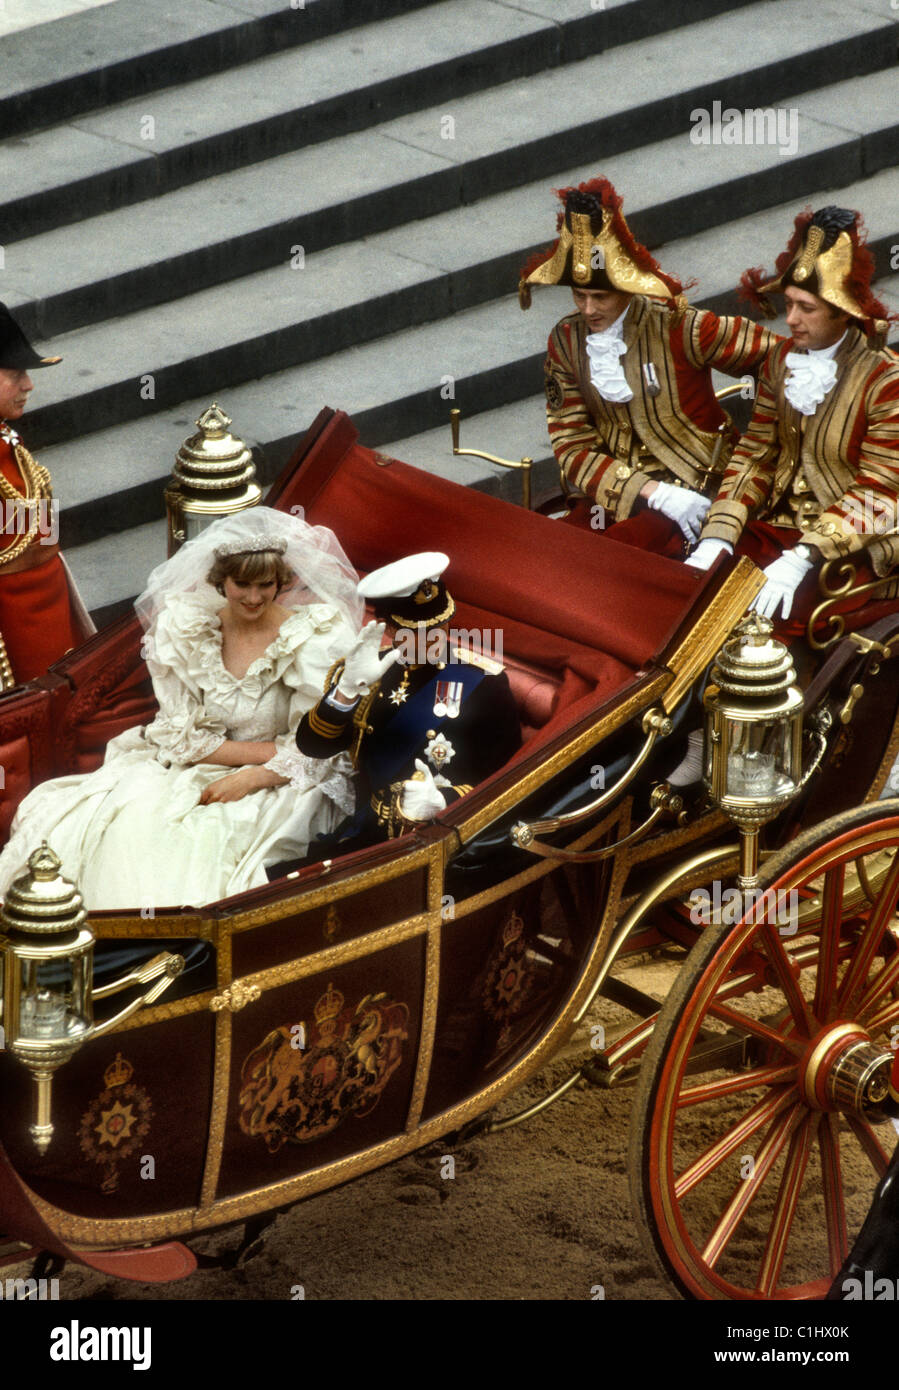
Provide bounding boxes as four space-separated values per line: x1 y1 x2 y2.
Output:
18 951 92 1040
723 714 798 801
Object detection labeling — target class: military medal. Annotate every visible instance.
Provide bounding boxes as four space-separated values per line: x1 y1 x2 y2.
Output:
388 667 412 705
433 680 462 719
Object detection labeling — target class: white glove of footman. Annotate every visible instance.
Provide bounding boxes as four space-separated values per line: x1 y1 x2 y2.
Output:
685 538 733 571
336 621 401 700
647 481 711 544
400 759 447 822
750 546 815 621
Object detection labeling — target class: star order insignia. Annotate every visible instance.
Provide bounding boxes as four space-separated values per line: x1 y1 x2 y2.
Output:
78 1052 153 1195
389 686 409 705
425 732 455 769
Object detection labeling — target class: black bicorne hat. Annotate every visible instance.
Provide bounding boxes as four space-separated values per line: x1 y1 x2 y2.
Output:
0 303 62 371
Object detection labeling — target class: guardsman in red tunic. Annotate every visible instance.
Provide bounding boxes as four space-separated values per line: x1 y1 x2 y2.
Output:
519 178 780 556
0 303 81 687
688 206 899 632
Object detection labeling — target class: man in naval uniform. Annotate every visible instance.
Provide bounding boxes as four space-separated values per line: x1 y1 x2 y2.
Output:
294 552 521 847
687 206 899 628
519 178 780 556
0 304 86 686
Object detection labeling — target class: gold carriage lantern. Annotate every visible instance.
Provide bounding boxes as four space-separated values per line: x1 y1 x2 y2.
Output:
165 402 261 554
0 844 184 1154
703 615 806 889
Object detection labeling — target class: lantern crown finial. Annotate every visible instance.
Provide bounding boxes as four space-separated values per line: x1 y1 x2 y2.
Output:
1 843 87 936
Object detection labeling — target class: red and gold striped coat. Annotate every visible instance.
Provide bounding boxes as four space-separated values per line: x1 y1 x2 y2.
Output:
544 297 778 520
702 329 899 576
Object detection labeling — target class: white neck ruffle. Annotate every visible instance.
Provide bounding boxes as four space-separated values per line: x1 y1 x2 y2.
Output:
784 332 845 416
585 310 633 403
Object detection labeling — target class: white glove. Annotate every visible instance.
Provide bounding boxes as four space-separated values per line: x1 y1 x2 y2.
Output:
750 546 815 621
647 481 711 544
399 759 448 822
685 538 733 571
336 621 401 700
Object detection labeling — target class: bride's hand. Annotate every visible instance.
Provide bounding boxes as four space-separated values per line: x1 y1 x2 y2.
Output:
198 766 281 804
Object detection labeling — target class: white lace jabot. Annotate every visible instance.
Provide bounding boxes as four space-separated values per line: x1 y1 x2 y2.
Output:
784 332 846 416
585 307 633 403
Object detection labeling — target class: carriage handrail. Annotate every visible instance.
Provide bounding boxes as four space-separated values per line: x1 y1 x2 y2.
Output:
510 707 672 850
449 408 534 509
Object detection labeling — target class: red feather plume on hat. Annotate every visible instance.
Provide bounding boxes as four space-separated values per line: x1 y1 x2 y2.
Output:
519 176 691 299
738 207 895 333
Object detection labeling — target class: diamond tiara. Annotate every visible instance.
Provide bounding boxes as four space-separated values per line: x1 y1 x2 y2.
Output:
212 536 289 559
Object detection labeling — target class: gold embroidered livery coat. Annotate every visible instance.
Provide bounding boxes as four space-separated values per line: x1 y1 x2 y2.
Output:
702 329 899 577
544 297 778 521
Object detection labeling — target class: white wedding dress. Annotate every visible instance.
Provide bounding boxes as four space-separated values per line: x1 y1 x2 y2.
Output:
0 591 357 910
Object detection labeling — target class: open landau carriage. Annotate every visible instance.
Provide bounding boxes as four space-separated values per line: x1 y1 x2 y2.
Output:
2 406 899 1301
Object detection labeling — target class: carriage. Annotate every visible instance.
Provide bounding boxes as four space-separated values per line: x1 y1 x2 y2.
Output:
1 405 899 1301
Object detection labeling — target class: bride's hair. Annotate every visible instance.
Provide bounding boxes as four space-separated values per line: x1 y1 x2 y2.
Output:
206 548 295 595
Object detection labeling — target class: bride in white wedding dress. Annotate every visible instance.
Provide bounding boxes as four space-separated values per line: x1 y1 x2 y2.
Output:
0 508 363 910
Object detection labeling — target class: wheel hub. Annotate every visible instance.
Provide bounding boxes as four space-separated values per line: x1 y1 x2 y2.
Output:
799 1023 892 1113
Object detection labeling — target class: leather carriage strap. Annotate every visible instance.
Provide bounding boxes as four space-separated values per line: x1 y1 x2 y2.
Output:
803 612 899 713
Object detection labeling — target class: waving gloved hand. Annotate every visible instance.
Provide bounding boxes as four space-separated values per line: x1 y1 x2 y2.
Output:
399 759 448 823
685 538 734 571
647 481 711 545
750 546 815 621
336 621 401 701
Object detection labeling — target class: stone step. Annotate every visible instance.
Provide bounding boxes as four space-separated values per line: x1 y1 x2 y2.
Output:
46 164 899 563
66 255 899 620
7 57 898 348
15 61 899 459
2 0 889 244
0 0 441 139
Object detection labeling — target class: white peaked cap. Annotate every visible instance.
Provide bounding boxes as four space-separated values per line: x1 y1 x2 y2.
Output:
357 552 449 600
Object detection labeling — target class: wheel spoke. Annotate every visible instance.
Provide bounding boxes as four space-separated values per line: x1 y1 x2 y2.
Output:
701 1103 805 1270
708 1001 805 1057
818 1113 849 1277
675 1086 797 1200
837 849 899 1015
813 864 845 1024
845 1115 892 1179
677 1064 797 1109
756 1111 818 1296
757 921 814 1037
855 949 899 1024
862 996 899 1037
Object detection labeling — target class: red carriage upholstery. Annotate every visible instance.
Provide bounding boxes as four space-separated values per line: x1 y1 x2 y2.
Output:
0 410 715 844
0 682 67 840
271 416 707 761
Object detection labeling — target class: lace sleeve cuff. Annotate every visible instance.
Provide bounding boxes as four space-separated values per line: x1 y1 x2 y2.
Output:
264 748 357 817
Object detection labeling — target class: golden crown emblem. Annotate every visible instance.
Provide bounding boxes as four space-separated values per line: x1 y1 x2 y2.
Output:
314 982 344 1029
503 910 524 947
104 1052 134 1089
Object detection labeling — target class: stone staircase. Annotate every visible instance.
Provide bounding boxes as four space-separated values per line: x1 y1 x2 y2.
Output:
1 0 896 621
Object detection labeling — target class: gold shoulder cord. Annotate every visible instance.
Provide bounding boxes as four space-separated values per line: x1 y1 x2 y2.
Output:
0 630 15 690
0 443 53 568
351 688 377 768
0 442 54 689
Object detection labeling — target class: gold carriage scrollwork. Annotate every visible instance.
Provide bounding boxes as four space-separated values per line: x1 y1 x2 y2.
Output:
807 556 899 652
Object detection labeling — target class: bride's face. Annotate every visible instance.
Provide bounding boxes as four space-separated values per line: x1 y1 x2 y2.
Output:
222 575 279 621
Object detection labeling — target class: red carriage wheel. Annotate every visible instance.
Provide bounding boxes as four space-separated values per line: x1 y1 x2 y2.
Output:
630 802 899 1300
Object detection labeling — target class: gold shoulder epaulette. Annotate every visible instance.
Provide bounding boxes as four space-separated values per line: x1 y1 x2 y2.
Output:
450 645 504 675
